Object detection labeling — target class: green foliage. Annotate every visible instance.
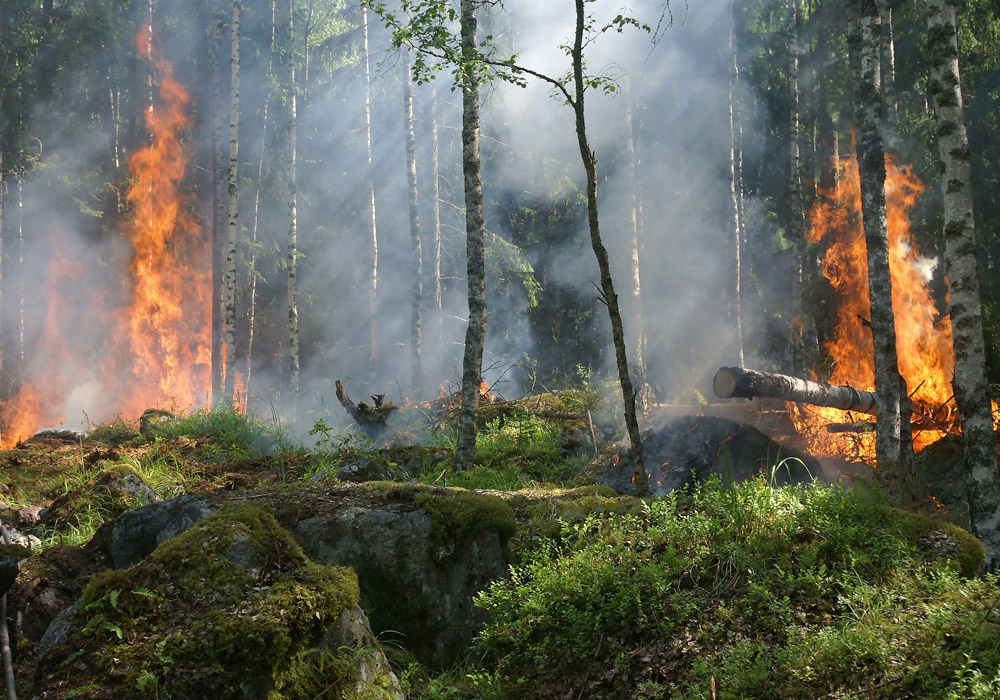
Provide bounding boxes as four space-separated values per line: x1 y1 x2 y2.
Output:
474 479 1000 699
160 407 287 457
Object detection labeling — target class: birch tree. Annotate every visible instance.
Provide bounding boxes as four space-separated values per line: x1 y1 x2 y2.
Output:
223 0 241 406
207 0 227 406
454 0 487 471
403 54 424 397
926 0 1000 569
362 2 379 386
245 0 277 400
286 0 300 403
846 0 913 485
879 0 899 153
727 0 744 367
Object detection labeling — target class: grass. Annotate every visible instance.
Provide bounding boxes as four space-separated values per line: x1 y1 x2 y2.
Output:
466 477 999 700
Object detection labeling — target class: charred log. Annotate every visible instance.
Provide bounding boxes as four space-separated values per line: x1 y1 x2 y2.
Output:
335 380 397 434
713 366 877 414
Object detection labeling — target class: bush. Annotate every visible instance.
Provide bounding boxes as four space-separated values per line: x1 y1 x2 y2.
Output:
474 478 1000 699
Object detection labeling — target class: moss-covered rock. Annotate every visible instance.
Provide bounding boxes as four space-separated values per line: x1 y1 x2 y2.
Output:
33 503 395 699
891 507 985 577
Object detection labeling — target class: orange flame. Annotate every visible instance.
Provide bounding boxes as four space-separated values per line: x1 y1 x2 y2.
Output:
0 30 209 447
794 150 954 460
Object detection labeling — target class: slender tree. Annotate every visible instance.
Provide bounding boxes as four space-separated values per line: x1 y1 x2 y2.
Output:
879 0 899 153
245 0 277 401
403 54 423 397
286 0 300 403
926 0 1000 569
846 0 912 485
788 0 807 372
362 2 379 387
454 0 487 472
570 0 647 495
622 75 650 407
727 0 744 368
209 0 226 405
223 0 241 406
429 85 443 351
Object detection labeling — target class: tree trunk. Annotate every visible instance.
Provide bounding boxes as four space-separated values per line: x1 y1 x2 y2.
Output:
572 0 647 496
714 366 877 413
788 0 807 372
429 85 443 351
403 55 423 397
926 0 1000 570
728 0 744 368
223 0 241 407
879 0 899 153
245 0 276 401
453 0 487 472
622 76 649 408
362 3 379 387
846 0 913 484
286 0 300 403
209 0 226 406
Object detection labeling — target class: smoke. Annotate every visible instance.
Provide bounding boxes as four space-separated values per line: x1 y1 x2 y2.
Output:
2 0 778 443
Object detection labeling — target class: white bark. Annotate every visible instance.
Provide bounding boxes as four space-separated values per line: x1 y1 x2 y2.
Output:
404 55 423 396
362 3 379 386
223 0 241 406
847 0 913 483
286 0 300 401
927 0 1000 569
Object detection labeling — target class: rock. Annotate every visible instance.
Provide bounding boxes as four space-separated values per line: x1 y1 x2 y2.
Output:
293 487 513 668
35 600 78 668
95 483 515 668
101 493 218 568
34 503 396 699
593 415 822 496
325 604 404 699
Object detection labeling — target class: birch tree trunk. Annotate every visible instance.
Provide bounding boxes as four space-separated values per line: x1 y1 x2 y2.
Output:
728 0 744 368
209 0 226 406
788 0 807 372
622 76 649 407
245 0 276 400
362 3 379 386
403 55 423 397
927 0 1000 570
572 0 647 496
223 0 241 407
846 0 913 485
454 0 487 472
286 0 300 403
879 0 899 153
429 86 443 350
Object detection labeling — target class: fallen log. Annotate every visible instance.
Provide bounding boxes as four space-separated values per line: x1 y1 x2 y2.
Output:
713 366 877 414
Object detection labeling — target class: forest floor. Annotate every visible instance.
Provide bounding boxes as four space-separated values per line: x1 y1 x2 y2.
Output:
1 400 999 699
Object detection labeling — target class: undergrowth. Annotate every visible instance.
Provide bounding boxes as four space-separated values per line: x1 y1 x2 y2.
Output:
462 477 997 699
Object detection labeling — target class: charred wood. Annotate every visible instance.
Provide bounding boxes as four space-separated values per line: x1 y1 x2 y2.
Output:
335 380 397 434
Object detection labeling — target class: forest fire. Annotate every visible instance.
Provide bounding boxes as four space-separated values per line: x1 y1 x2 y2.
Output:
793 152 955 461
0 30 209 447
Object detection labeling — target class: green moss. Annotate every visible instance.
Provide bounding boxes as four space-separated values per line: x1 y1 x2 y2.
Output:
50 502 363 699
891 507 985 577
413 488 516 560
